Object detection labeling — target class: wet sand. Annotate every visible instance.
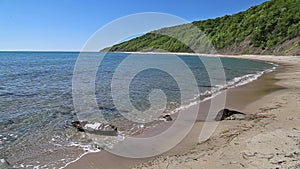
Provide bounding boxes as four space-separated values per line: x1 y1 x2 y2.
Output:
65 54 300 169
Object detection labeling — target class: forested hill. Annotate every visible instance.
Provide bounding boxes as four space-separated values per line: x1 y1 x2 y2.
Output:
102 0 300 56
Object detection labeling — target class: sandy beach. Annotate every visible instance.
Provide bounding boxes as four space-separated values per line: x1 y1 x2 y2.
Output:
1 0 299 168
65 54 300 169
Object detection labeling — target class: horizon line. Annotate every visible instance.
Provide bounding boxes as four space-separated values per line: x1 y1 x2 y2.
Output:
0 50 101 52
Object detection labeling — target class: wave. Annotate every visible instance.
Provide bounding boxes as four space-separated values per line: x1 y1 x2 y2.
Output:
169 63 277 115
0 89 13 97
0 89 37 97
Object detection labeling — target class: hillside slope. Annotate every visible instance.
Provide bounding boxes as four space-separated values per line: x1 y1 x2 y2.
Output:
102 0 300 56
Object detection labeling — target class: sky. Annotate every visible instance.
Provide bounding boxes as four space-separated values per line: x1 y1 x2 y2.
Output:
0 0 267 51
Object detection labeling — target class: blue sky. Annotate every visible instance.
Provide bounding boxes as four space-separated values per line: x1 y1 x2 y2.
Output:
0 0 267 51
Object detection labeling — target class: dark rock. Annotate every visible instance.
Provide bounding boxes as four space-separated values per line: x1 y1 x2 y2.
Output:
109 124 118 132
163 115 173 121
70 121 86 132
215 109 246 121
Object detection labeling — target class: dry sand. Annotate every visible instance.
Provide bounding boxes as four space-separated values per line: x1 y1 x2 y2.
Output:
65 54 300 169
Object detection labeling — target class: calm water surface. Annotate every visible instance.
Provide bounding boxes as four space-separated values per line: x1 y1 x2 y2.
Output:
0 52 274 168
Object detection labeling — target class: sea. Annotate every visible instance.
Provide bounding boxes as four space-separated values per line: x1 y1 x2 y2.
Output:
0 52 276 168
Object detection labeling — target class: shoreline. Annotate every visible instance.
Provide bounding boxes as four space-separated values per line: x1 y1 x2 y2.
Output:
117 51 298 60
132 54 300 168
65 53 300 169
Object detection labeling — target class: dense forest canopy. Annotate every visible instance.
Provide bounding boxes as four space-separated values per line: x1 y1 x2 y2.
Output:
102 0 300 55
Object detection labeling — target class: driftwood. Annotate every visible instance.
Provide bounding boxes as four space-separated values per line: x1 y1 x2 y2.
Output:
70 121 118 136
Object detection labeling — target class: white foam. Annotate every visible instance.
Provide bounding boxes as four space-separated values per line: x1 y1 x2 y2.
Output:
84 122 102 130
57 142 102 169
68 142 101 153
168 63 277 115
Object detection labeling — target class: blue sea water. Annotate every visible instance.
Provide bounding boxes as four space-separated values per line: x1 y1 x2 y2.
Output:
0 52 275 168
